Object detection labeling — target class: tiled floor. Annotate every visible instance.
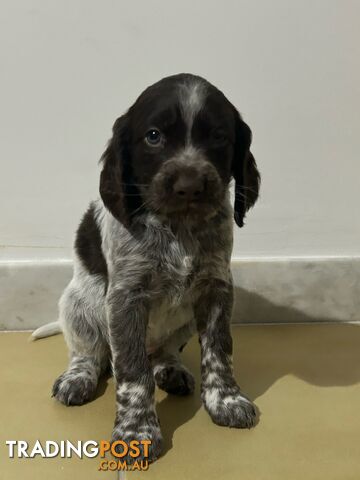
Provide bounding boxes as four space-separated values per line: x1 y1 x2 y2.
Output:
1 324 360 479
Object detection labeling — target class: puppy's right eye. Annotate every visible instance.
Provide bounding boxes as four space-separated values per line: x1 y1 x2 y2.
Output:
145 129 162 146
211 128 228 144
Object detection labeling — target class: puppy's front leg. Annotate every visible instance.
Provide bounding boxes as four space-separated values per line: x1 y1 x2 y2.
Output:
107 284 162 463
195 278 257 429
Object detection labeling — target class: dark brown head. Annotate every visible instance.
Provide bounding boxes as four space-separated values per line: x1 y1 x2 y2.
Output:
100 73 260 227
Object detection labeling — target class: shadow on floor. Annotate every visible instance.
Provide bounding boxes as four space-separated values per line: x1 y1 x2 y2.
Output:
157 287 360 455
232 287 360 396
94 372 112 401
156 388 202 455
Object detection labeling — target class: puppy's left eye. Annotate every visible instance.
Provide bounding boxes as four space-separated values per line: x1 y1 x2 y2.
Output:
211 129 228 144
145 129 162 146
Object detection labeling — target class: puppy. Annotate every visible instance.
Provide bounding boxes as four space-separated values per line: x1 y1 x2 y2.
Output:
46 74 260 462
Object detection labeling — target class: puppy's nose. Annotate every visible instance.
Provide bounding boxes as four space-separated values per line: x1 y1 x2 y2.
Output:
173 174 204 201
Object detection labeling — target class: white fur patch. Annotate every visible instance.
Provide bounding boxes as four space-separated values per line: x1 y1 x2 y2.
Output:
223 394 252 406
117 382 146 401
203 388 221 412
204 371 222 384
178 79 206 143
204 387 251 414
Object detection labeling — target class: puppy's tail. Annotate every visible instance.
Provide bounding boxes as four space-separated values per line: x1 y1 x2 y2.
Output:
31 321 62 340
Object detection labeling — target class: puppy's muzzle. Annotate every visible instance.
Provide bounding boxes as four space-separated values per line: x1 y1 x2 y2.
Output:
172 171 205 202
149 157 224 215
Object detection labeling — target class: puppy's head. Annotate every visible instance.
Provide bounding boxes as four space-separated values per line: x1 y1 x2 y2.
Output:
100 74 260 227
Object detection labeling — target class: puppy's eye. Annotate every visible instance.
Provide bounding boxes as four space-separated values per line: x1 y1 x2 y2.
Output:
211 129 227 144
145 129 162 146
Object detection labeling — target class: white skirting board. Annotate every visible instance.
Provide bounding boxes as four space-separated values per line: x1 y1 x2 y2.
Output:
0 257 359 331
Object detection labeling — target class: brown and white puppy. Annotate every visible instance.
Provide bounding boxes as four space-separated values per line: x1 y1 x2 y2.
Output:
39 73 260 463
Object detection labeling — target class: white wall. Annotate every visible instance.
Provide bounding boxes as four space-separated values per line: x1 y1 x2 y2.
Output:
1 0 359 261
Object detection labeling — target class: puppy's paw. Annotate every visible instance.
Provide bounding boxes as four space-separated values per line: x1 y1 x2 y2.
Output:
111 422 163 464
52 371 97 406
203 387 257 429
155 365 195 396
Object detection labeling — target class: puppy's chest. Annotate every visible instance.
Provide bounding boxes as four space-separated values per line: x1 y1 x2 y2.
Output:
155 243 200 303
146 243 200 350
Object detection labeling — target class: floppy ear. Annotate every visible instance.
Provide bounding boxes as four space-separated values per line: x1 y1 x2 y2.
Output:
99 114 142 226
232 113 261 227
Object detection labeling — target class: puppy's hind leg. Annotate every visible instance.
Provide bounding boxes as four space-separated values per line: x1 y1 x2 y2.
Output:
151 323 195 396
52 277 109 406
52 354 105 406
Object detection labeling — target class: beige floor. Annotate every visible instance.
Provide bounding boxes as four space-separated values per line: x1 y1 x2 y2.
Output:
1 324 360 480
